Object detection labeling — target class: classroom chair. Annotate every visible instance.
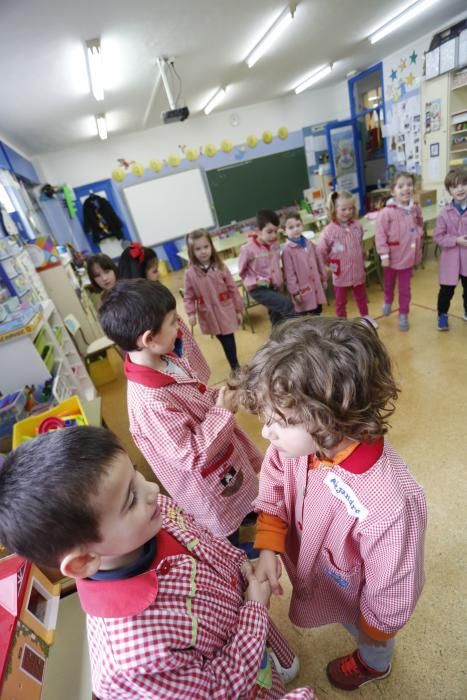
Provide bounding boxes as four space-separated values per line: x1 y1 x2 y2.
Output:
63 314 116 387
363 238 383 289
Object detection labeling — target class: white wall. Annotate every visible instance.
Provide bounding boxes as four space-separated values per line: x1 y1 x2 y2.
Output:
35 81 349 188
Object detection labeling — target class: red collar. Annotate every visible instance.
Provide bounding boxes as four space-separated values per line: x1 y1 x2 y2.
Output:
76 530 187 618
252 234 273 250
308 438 384 474
124 354 176 388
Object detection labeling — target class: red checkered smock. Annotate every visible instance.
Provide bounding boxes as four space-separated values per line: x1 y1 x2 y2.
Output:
184 264 244 336
77 496 317 700
316 220 366 288
255 439 427 636
375 201 423 270
177 316 210 383
125 354 262 537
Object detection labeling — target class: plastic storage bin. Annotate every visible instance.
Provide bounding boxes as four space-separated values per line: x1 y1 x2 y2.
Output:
86 353 117 387
13 395 88 448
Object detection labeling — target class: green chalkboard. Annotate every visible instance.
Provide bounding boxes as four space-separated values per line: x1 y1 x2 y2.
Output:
206 148 309 226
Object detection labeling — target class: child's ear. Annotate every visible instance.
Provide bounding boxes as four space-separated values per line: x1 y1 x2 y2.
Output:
136 330 154 349
60 549 101 580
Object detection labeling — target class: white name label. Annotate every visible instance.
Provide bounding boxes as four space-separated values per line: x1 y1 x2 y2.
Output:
324 472 368 521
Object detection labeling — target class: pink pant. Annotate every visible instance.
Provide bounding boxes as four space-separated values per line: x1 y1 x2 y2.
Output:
383 267 413 315
334 283 368 318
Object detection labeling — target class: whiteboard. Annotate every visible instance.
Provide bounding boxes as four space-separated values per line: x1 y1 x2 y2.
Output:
123 169 216 246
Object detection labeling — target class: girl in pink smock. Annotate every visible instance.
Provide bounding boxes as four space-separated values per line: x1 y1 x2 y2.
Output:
433 167 467 331
184 229 244 369
317 192 377 327
375 171 423 331
232 316 427 693
282 212 327 315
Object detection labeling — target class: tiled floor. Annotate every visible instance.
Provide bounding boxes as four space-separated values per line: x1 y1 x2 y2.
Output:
100 256 467 699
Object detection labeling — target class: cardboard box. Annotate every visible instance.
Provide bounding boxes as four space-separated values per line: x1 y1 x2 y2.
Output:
87 353 117 387
419 189 437 207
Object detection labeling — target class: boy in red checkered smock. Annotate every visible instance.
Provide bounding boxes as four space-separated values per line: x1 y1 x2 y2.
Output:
99 279 262 546
232 316 427 692
0 427 317 700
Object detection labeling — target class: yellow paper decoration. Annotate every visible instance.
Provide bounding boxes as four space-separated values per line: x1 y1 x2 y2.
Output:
204 144 217 157
130 163 145 177
221 139 233 153
277 127 289 140
262 131 273 144
185 147 199 161
246 135 258 148
149 159 162 172
168 153 181 167
112 168 125 182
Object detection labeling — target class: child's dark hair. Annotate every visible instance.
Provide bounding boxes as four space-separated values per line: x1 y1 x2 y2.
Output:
0 427 125 567
390 170 415 189
257 209 279 229
283 210 302 225
99 279 176 351
186 229 224 269
118 243 159 279
230 316 399 450
444 166 467 191
86 254 118 293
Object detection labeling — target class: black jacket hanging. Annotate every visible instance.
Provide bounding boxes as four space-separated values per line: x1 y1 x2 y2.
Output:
82 194 123 244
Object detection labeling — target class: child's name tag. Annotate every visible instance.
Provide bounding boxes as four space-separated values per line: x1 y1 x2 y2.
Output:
324 472 368 520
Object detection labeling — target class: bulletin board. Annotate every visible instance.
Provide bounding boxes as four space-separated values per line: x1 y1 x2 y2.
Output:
123 169 215 246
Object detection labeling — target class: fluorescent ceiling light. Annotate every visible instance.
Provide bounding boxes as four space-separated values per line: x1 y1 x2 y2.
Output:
245 6 295 68
86 38 104 101
203 87 228 115
294 64 332 94
369 0 439 44
96 113 108 140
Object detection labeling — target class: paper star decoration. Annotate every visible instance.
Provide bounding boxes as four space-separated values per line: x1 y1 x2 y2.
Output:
399 58 407 72
406 72 416 87
390 69 398 81
410 51 418 64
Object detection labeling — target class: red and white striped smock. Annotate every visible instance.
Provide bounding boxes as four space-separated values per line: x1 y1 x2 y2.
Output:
78 496 317 700
125 354 262 537
177 316 210 383
316 220 366 288
255 439 427 636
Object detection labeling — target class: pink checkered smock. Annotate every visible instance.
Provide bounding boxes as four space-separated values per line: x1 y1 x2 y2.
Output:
78 496 317 700
375 201 424 270
184 264 244 336
177 316 210 383
238 237 283 291
255 439 427 636
125 355 261 537
433 202 467 285
282 239 327 312
316 220 365 288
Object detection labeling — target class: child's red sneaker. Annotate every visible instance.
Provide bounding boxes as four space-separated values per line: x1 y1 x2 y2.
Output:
326 650 391 691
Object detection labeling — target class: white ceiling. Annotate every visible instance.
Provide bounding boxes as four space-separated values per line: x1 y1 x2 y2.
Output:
1 0 465 156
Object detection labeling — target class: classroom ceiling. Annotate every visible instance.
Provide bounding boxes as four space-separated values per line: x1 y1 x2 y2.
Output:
1 0 465 156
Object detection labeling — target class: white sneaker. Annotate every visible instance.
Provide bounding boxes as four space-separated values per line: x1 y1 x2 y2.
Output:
363 315 378 329
270 651 300 684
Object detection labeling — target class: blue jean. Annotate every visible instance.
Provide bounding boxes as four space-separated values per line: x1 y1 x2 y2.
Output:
249 286 296 326
344 624 394 672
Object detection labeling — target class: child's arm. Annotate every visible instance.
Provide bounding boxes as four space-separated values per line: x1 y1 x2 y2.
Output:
238 244 250 280
282 247 301 301
359 494 427 641
135 394 239 475
222 266 244 323
183 270 197 327
315 227 332 265
314 245 328 287
375 210 390 267
433 209 467 248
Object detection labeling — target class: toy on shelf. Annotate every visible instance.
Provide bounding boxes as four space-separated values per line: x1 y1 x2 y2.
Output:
13 396 88 448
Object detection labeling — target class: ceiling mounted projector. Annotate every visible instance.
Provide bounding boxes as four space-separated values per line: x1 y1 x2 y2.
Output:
157 57 189 124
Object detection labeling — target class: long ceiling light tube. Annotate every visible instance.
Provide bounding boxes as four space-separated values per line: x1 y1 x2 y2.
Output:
96 113 108 140
369 0 439 44
245 5 295 68
86 38 105 101
203 87 228 115
294 64 332 94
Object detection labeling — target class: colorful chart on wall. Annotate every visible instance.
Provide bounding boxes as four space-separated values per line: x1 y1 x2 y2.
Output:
123 169 215 247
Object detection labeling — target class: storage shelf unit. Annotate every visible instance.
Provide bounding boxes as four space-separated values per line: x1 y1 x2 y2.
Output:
0 299 96 401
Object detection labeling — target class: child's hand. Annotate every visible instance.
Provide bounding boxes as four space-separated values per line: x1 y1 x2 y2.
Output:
236 311 244 325
242 561 272 607
456 235 467 247
321 278 328 290
188 314 197 326
381 257 390 268
216 386 238 413
294 293 302 304
254 549 283 596
358 627 389 648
